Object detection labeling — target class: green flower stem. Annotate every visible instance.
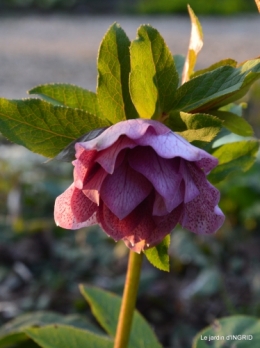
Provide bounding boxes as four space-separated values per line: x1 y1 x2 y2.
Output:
114 250 143 348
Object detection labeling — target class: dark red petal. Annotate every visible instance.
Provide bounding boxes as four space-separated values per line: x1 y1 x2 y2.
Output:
98 194 156 253
82 166 108 205
97 200 143 241
153 203 183 237
125 200 183 252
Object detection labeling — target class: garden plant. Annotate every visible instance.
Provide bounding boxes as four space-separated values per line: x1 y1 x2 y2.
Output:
1 4 260 348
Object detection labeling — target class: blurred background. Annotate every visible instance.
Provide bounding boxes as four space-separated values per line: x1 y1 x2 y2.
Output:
0 0 257 14
1 1 260 347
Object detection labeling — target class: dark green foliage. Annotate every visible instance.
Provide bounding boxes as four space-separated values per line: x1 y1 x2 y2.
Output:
137 0 256 15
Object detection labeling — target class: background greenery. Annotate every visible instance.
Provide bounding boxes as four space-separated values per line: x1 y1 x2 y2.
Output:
0 0 257 14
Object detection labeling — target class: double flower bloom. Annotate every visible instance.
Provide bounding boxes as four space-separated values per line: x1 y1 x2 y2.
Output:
54 119 224 253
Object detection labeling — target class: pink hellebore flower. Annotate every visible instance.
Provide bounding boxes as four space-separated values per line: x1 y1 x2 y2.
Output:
54 119 224 253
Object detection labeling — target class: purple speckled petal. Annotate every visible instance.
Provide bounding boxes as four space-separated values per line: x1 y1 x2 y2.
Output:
76 119 170 152
128 147 182 201
95 135 137 174
54 184 98 229
195 156 218 175
100 159 152 220
180 163 225 234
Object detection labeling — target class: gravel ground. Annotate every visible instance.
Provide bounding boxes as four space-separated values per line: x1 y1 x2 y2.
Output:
0 14 260 100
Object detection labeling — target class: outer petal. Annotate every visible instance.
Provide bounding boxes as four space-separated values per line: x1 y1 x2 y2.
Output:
76 119 170 152
54 183 98 229
100 159 152 220
180 163 225 234
135 128 218 173
73 148 97 189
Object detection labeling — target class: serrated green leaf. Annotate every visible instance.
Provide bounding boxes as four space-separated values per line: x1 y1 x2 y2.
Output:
210 110 253 136
25 325 113 348
191 58 237 79
182 5 203 83
28 83 103 118
192 315 260 348
167 111 222 143
0 98 111 158
129 25 179 119
209 140 259 184
172 59 260 113
80 285 162 348
0 311 101 348
97 23 138 123
144 235 170 272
